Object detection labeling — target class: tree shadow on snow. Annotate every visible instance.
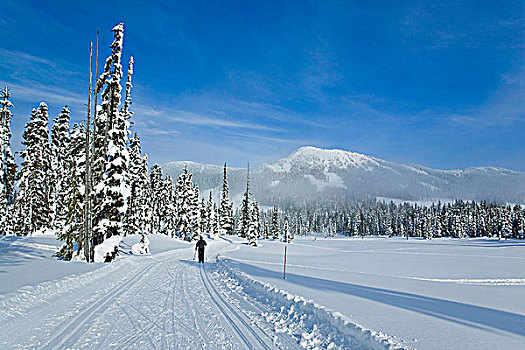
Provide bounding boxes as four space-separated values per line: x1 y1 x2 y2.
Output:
0 237 49 272
224 259 525 337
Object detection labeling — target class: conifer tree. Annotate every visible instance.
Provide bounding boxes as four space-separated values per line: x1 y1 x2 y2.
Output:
283 219 291 243
219 163 234 235
500 206 512 238
121 56 134 121
163 175 177 237
139 154 152 233
240 166 251 238
92 22 127 243
14 109 37 235
50 106 71 232
124 133 151 236
205 191 214 235
37 103 53 231
201 197 209 234
56 123 86 260
0 86 16 235
271 206 279 239
15 104 52 235
190 183 201 240
247 199 260 246
124 133 142 235
209 199 219 239
150 164 164 233
252 200 260 237
175 168 192 240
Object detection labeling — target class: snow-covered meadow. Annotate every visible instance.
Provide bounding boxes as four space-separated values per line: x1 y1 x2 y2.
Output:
221 236 525 349
1 234 524 349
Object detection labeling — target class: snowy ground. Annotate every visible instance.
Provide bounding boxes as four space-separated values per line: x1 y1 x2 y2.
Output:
222 236 525 349
0 235 99 295
1 234 524 349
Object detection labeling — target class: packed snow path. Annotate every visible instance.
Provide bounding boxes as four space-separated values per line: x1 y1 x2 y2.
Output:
2 238 351 350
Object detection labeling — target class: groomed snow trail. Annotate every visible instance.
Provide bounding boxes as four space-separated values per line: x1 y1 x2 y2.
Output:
0 240 298 349
0 238 405 349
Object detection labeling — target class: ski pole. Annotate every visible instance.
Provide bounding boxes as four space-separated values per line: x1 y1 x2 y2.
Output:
193 250 196 260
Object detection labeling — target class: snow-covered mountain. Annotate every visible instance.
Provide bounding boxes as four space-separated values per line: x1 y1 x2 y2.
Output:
163 146 525 204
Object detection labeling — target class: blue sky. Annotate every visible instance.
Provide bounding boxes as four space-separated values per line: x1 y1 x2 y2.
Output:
1 0 524 170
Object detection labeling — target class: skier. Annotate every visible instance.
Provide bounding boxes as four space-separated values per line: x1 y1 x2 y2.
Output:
195 236 207 263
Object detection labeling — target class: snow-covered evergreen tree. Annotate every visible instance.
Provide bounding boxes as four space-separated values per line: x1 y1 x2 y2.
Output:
124 133 148 235
176 168 193 240
252 200 260 238
50 106 71 232
92 22 128 244
239 166 251 238
190 183 201 240
206 191 214 236
163 175 177 237
13 110 36 236
246 199 260 246
201 197 209 234
121 56 134 121
139 155 153 234
56 123 86 260
271 206 279 239
500 206 512 238
15 104 52 235
150 164 164 233
283 219 292 243
219 163 234 235
101 46 130 238
0 86 16 235
209 197 219 239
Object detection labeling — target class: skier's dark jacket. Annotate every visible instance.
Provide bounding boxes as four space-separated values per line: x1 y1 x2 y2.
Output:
195 238 207 252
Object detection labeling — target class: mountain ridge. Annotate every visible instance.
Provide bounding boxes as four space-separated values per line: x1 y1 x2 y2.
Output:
162 146 525 205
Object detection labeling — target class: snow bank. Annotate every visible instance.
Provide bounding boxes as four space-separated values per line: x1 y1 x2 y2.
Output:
217 257 408 350
94 236 122 263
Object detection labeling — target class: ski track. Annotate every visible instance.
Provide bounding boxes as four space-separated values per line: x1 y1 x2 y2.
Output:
199 263 274 350
1 240 406 349
41 260 159 350
1 245 248 350
208 265 301 350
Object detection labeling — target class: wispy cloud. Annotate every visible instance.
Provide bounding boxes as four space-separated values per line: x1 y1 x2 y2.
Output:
449 59 525 128
3 81 85 108
168 110 282 131
228 130 312 145
229 100 330 128
139 127 180 136
0 47 83 81
134 105 282 131
0 47 86 115
0 48 57 68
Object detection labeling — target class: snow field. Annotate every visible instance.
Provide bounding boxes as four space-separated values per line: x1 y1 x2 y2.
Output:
0 235 100 295
221 236 525 349
3 234 524 349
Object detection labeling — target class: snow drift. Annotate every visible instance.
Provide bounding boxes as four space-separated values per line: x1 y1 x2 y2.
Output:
217 257 408 350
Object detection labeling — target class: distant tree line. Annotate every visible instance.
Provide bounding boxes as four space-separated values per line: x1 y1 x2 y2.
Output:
269 199 525 240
